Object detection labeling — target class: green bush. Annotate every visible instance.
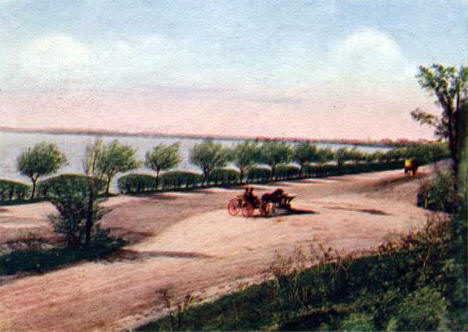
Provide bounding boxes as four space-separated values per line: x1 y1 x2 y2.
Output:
0 179 30 202
340 313 375 331
393 286 448 331
45 174 107 247
246 167 271 182
209 168 240 185
417 170 457 213
160 171 203 190
117 174 158 194
275 164 300 180
303 161 402 177
39 174 106 197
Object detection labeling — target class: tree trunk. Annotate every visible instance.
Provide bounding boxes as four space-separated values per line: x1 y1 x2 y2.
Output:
85 182 95 245
30 177 37 200
156 170 160 191
106 177 111 196
239 168 244 184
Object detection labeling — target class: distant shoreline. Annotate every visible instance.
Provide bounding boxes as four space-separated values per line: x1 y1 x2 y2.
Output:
0 126 431 147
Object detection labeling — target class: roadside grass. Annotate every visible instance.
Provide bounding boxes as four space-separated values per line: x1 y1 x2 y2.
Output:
0 237 125 276
138 213 464 331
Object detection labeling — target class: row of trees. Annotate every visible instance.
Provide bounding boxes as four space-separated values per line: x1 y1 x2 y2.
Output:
14 139 449 199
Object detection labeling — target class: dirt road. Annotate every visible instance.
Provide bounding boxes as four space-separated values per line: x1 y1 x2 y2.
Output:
0 167 433 331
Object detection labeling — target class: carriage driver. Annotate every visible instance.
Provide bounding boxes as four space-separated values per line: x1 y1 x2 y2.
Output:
243 187 260 207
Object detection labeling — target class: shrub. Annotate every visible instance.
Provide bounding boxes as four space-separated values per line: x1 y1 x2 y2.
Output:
340 313 375 331
209 168 240 185
0 179 30 202
394 286 448 331
117 174 158 194
417 170 457 213
160 171 203 190
246 167 271 182
274 165 300 180
46 174 107 248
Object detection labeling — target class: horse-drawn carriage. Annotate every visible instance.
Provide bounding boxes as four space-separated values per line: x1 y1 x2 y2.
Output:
404 158 419 177
227 188 295 218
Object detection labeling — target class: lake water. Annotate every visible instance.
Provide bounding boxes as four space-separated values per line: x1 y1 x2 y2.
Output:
0 131 390 189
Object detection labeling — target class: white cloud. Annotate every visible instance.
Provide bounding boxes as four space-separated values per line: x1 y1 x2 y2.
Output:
18 34 92 86
328 27 416 82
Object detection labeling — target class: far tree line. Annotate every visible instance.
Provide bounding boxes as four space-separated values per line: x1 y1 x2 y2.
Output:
12 138 448 199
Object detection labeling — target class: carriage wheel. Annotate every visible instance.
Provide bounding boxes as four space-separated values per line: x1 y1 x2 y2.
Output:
242 203 254 218
260 203 271 217
227 199 241 216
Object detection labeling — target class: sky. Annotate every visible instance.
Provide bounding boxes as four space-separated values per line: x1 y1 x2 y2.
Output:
1 0 467 140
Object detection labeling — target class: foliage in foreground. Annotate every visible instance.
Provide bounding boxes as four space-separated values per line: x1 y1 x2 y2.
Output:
417 169 457 213
138 211 465 331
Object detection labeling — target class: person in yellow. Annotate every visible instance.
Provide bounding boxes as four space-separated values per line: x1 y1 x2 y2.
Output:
404 158 418 176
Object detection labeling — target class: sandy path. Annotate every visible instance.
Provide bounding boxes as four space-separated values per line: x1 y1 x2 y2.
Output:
0 167 433 331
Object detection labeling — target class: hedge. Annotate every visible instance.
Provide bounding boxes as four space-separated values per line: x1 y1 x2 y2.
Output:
39 174 106 198
160 171 203 190
303 161 403 177
246 167 272 182
118 174 158 194
209 168 240 185
275 165 301 180
0 179 30 202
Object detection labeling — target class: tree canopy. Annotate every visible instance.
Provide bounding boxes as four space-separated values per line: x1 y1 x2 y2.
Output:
96 140 140 194
413 64 467 172
145 143 181 187
17 142 67 199
257 141 292 178
190 140 230 183
292 143 318 173
230 141 258 182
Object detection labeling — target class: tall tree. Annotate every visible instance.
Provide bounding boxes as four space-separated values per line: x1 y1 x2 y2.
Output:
258 141 292 179
190 140 230 184
145 143 181 188
317 147 334 165
83 139 107 245
97 140 140 194
334 147 352 167
413 64 468 174
292 142 318 175
230 141 258 183
17 142 67 199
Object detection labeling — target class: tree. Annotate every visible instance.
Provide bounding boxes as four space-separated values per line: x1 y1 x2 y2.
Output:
317 147 334 165
334 147 352 167
47 174 107 248
145 143 181 188
190 140 230 184
97 140 140 194
292 142 318 175
349 147 365 164
413 64 468 174
257 141 292 179
82 139 107 245
17 142 67 199
230 141 258 183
